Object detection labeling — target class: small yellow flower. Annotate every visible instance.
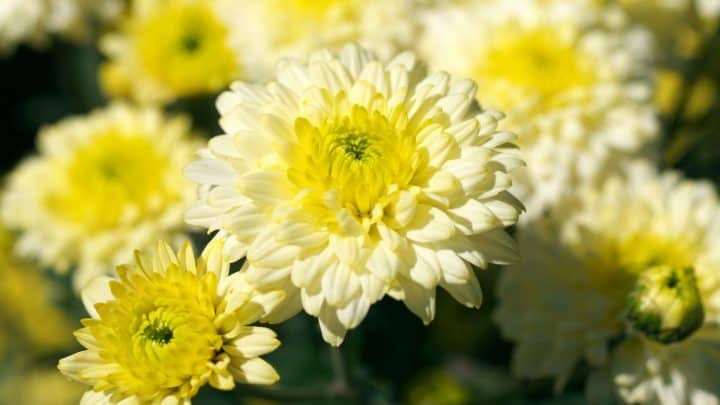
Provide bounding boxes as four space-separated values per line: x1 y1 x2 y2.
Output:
186 43 524 346
58 240 283 404
100 0 240 103
1 103 200 289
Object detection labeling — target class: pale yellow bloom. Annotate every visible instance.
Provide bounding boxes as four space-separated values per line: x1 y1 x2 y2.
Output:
496 161 720 403
1 103 200 290
58 240 283 404
186 43 524 346
101 0 242 103
419 0 658 218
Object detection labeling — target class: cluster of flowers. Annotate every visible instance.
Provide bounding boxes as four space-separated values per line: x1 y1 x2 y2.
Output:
0 0 718 403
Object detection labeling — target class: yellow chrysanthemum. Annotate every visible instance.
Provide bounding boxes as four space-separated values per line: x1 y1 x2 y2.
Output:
418 0 658 218
0 227 73 352
495 161 720 403
185 43 524 346
58 240 283 404
1 103 200 289
100 0 241 103
225 0 416 76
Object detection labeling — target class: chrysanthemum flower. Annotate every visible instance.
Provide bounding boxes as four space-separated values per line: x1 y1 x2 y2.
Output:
219 0 416 76
495 161 720 403
0 0 122 54
418 0 658 218
58 240 283 404
1 103 200 289
100 0 244 103
185 43 524 346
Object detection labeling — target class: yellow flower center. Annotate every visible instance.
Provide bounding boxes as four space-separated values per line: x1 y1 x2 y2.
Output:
474 25 598 110
288 103 422 225
134 2 238 97
45 132 177 232
86 266 221 400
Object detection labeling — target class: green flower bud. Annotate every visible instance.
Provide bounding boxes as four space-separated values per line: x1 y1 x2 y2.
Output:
625 265 704 344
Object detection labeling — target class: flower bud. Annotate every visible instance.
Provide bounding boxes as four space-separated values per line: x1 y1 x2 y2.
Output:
625 265 704 344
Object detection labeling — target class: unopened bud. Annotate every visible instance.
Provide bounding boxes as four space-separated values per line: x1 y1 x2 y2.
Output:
626 265 704 344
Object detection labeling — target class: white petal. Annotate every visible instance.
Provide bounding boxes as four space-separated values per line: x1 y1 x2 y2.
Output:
437 249 471 283
184 158 238 186
229 358 279 385
366 242 400 281
398 277 436 324
441 273 483 309
291 249 334 288
225 328 280 358
409 246 441 289
386 190 417 228
318 303 348 347
321 262 361 307
336 296 371 330
405 205 455 243
448 198 502 234
301 284 325 316
81 276 114 319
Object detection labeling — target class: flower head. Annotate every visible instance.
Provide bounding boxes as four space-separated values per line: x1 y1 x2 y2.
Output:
100 0 242 103
1 103 200 289
495 161 720 402
418 0 658 218
58 240 283 404
186 43 524 346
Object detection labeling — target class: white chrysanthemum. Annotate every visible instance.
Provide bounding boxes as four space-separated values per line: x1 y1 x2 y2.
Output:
0 0 122 54
495 161 720 403
1 103 200 289
224 0 416 74
58 240 283 404
418 0 658 218
185 43 524 346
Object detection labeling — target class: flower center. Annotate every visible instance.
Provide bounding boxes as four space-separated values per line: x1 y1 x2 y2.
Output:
134 2 239 96
180 34 201 53
44 132 175 232
141 320 174 345
335 130 371 161
288 104 420 223
474 25 598 110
